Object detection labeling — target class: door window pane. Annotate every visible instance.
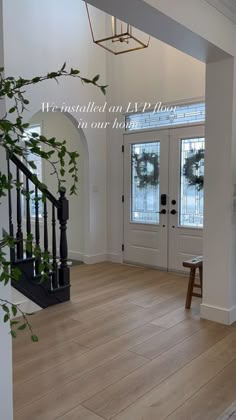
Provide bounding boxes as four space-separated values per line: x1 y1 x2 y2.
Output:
125 102 205 131
131 142 160 224
180 138 205 227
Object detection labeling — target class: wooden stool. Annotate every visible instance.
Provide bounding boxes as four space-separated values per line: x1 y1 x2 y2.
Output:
183 256 203 309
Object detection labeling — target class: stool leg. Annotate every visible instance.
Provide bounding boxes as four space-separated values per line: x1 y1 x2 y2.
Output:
185 268 196 309
199 265 203 298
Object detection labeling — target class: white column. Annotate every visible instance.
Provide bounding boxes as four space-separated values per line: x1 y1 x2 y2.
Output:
0 0 13 418
201 56 236 324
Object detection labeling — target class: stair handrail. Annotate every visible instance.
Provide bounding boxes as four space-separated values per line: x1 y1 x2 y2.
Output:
8 151 59 208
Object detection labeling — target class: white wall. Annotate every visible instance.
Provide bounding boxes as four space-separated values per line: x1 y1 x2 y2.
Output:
3 0 108 262
107 38 205 106
106 36 205 260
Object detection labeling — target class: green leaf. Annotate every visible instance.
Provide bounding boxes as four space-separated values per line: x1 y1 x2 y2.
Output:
18 323 27 330
2 305 9 313
10 320 19 326
31 335 39 342
48 72 58 78
4 314 9 323
82 78 91 84
12 267 21 281
28 161 37 170
10 330 17 339
70 68 80 75
33 76 41 83
61 62 66 71
31 132 39 138
93 74 100 83
12 305 17 317
16 116 22 125
101 85 108 95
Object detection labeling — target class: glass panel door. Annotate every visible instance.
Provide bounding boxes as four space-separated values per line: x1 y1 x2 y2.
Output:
180 138 205 228
168 125 205 272
124 130 169 269
131 142 160 224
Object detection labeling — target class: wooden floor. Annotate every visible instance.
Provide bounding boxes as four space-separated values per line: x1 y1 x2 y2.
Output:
13 262 236 420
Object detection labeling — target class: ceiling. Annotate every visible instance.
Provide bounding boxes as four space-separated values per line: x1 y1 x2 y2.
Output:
205 0 236 24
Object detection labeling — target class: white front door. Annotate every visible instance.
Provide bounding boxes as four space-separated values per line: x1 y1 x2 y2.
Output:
168 125 205 272
123 125 205 271
124 129 169 268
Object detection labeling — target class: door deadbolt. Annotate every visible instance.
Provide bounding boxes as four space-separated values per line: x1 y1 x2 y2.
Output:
161 194 167 206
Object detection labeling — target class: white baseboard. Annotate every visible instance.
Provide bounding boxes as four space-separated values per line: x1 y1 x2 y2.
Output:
200 302 236 325
15 299 42 315
11 287 41 316
68 250 108 264
107 253 123 263
68 250 83 261
69 251 122 264
83 253 107 264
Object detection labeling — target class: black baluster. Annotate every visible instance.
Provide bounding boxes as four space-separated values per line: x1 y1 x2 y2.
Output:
43 200 48 253
16 167 23 259
57 188 70 288
7 154 15 262
51 204 58 289
34 185 40 275
25 177 32 258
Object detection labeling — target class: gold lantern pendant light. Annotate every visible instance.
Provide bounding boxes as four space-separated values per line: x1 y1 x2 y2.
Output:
85 3 150 55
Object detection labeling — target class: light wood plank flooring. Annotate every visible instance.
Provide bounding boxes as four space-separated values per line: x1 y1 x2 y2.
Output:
13 262 236 420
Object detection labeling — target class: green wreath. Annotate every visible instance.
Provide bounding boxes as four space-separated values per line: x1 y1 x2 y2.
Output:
132 152 159 188
183 149 204 191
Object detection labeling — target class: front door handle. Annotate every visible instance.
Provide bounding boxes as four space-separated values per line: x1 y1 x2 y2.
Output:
170 209 178 215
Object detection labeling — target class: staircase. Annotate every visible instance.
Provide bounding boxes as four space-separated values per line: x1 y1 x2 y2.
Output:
7 151 71 309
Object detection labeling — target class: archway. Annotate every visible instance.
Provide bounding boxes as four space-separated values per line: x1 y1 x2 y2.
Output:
28 110 89 262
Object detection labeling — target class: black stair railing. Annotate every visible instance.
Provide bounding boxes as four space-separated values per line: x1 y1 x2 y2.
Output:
16 166 24 260
25 177 32 258
58 188 69 288
7 157 16 263
6 151 70 307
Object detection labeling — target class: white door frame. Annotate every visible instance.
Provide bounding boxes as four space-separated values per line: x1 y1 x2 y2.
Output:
122 122 205 271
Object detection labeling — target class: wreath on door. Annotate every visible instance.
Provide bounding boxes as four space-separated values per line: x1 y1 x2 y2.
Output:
132 152 159 188
183 149 204 191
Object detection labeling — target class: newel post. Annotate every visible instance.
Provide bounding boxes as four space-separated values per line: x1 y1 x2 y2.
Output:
57 188 70 288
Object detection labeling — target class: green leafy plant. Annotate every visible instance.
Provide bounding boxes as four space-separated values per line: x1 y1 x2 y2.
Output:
0 64 107 341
